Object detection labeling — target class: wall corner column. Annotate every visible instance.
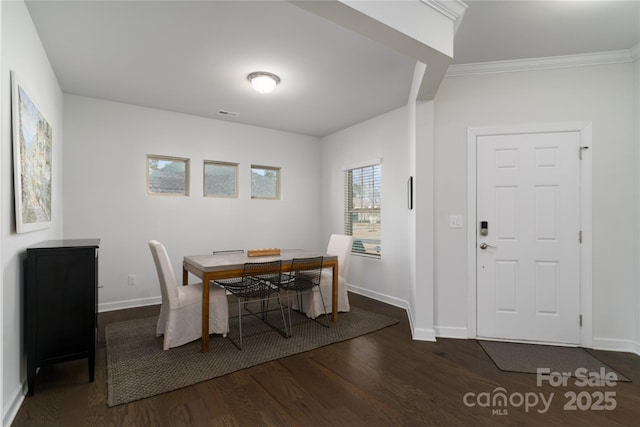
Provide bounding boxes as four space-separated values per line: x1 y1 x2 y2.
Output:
410 99 436 341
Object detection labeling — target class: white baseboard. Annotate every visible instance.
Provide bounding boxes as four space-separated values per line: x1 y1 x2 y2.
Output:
96 293 640 358
413 327 437 341
435 326 469 339
592 337 640 355
98 296 161 313
347 284 437 341
3 383 25 427
347 284 409 311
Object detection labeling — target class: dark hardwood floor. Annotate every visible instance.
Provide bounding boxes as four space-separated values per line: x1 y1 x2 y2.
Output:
12 294 640 426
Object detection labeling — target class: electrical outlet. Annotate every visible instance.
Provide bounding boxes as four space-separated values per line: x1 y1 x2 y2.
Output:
128 275 136 286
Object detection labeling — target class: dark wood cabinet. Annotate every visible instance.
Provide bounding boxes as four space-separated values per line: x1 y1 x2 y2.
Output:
26 239 100 396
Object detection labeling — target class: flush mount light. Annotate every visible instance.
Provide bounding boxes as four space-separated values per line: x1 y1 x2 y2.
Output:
247 71 280 94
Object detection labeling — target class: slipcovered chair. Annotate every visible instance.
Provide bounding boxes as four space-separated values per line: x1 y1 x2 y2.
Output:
149 240 229 350
296 234 353 318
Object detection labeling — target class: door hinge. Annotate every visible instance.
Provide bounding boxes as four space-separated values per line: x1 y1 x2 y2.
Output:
579 314 583 327
579 230 582 243
579 146 589 160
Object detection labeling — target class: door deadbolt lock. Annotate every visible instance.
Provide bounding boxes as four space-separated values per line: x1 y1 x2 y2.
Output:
480 221 488 236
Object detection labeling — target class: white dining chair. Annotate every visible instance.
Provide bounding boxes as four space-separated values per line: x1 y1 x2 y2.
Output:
149 240 229 350
296 234 353 318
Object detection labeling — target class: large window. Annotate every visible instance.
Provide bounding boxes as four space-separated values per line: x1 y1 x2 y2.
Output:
345 163 381 257
147 155 189 196
251 165 281 199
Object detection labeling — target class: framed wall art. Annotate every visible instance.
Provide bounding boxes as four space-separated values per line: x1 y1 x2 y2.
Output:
11 71 52 233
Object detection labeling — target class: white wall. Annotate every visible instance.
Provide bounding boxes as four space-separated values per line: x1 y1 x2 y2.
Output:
63 95 323 310
0 0 4 420
433 63 636 350
1 1 64 424
320 106 413 310
413 101 435 339
634 52 640 353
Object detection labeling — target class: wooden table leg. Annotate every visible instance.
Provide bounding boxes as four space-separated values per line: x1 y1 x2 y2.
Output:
332 262 338 322
202 276 210 352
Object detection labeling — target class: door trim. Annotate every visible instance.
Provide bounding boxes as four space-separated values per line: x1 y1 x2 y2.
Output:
467 122 593 348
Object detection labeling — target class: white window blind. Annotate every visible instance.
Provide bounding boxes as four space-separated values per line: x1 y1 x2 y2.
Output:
345 163 381 257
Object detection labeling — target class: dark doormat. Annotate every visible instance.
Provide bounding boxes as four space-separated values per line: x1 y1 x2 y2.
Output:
478 340 630 382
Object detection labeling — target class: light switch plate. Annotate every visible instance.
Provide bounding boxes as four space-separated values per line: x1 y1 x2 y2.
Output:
449 215 464 229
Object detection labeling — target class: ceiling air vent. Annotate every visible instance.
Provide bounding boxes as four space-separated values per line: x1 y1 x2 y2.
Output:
217 110 239 118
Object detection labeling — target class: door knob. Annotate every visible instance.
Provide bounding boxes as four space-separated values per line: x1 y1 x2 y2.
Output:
479 242 496 250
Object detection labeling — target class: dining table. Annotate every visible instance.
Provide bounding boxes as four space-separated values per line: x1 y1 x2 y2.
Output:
183 249 339 352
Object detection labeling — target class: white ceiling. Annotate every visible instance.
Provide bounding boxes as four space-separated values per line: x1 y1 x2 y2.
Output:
453 0 639 64
25 0 640 138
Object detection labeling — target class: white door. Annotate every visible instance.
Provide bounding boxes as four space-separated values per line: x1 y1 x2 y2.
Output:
476 131 581 344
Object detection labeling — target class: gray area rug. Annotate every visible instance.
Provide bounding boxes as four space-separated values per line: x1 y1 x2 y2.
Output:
105 306 399 406
479 340 630 382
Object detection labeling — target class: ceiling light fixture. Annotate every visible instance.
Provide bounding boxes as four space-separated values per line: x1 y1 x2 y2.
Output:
247 71 280 94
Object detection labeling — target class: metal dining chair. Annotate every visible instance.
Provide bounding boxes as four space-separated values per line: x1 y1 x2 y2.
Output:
294 234 353 318
211 249 245 288
219 260 288 349
279 256 329 334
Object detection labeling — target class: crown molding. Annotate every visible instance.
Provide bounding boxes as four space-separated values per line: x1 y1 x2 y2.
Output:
446 48 636 77
421 0 468 34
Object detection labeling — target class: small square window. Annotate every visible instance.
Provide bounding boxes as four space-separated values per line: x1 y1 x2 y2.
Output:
204 161 238 198
147 155 189 196
251 165 280 200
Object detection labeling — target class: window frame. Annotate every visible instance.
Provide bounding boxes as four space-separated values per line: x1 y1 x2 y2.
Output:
250 164 281 200
203 160 238 198
344 160 381 258
146 155 190 196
